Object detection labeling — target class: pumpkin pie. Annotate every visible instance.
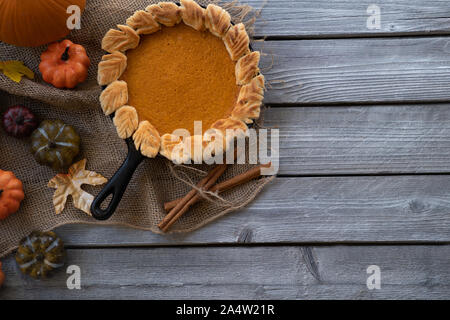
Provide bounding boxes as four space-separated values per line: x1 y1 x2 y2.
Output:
98 0 264 162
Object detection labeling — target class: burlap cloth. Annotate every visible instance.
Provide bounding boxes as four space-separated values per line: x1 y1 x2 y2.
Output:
0 0 274 258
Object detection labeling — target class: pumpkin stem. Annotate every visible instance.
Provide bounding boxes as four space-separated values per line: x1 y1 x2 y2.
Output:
61 46 70 61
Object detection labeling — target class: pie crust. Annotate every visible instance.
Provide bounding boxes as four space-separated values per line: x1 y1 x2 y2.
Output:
126 10 161 35
98 0 264 162
224 23 250 61
146 2 182 27
236 51 260 85
97 51 127 86
113 105 138 139
205 4 231 37
100 80 128 115
102 25 140 53
180 0 205 31
133 121 161 158
232 74 265 123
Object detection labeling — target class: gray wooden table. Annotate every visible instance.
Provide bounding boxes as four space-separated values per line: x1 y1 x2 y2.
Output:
2 0 450 299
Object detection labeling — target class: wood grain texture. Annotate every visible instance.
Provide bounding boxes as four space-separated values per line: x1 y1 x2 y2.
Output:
249 0 450 37
1 245 450 299
56 175 450 245
3 1 450 301
264 105 450 175
258 38 450 104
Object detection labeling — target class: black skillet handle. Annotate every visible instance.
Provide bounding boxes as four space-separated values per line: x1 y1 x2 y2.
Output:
91 138 145 220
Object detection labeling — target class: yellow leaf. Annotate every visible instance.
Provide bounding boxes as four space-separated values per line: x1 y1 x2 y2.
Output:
48 159 108 215
0 60 34 83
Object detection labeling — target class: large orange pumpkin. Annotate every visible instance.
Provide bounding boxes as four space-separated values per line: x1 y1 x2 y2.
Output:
0 170 24 220
0 0 86 47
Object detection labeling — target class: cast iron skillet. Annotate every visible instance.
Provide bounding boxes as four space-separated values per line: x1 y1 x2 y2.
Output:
91 8 254 221
91 119 145 220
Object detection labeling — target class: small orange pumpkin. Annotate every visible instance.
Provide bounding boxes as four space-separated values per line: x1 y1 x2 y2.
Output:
0 261 4 287
0 170 24 220
39 40 91 89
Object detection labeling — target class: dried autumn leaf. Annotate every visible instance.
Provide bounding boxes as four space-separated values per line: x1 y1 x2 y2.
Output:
0 60 34 83
48 159 107 215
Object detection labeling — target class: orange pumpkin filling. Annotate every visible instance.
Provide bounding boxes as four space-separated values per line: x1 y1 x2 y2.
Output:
120 23 240 135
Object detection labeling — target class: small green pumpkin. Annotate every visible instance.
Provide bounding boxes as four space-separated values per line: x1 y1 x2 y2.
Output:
30 120 80 171
15 231 65 279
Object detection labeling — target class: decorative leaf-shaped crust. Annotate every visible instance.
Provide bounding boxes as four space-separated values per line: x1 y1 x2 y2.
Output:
147 2 182 27
113 106 139 139
232 75 265 123
158 119 250 163
180 0 205 31
224 23 250 61
233 102 261 124
126 10 161 35
97 52 127 86
160 134 213 164
102 25 140 53
235 51 260 85
205 4 231 37
203 118 249 158
160 134 185 163
211 117 248 138
133 121 161 158
100 80 128 116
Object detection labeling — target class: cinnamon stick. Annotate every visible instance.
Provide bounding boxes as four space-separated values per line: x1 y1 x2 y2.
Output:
157 164 223 230
159 164 228 232
164 162 272 211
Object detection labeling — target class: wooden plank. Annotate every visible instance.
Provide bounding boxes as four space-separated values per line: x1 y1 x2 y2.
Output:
56 175 450 245
249 0 450 38
2 104 450 176
265 105 450 175
258 38 450 104
1 245 450 299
